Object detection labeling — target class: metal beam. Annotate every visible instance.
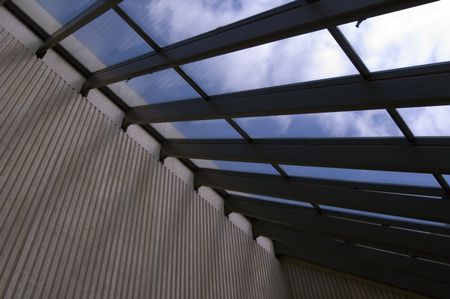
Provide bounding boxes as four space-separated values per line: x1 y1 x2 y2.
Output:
195 169 450 222
36 0 123 58
82 0 436 90
123 62 450 124
162 140 450 174
275 243 450 298
226 196 450 262
256 221 450 284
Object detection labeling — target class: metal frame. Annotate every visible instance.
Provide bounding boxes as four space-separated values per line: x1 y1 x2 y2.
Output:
123 62 450 124
35 0 123 58
226 195 450 262
81 0 437 92
162 139 450 173
5 0 450 296
195 169 450 222
273 237 450 298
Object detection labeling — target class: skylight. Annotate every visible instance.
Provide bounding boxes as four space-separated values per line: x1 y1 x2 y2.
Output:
191 159 279 175
152 119 242 139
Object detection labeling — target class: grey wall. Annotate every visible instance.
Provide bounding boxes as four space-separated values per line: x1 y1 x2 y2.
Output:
281 257 428 299
0 28 290 299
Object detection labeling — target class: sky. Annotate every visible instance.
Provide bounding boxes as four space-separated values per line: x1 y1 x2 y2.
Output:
36 0 450 193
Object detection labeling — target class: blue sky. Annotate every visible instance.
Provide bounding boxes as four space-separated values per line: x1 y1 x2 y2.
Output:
36 0 450 198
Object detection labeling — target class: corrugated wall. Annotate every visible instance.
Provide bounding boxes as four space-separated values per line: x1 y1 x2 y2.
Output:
281 257 428 299
0 28 291 299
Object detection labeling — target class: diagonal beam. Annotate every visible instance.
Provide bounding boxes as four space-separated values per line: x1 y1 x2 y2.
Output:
36 0 123 58
226 196 450 263
274 241 450 298
162 140 450 174
82 0 436 91
123 63 450 124
195 169 450 222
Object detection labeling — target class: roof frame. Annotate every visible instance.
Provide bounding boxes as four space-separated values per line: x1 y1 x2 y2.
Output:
80 0 437 92
122 62 450 124
196 169 450 222
162 140 450 174
226 195 450 262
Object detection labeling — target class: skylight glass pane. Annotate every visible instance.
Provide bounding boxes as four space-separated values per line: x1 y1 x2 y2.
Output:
398 105 450 136
281 165 439 187
234 110 401 138
151 119 241 139
111 69 199 106
445 175 450 185
181 30 357 95
37 0 97 25
68 10 152 70
339 1 450 71
191 159 278 175
119 0 293 46
226 190 312 208
320 205 449 227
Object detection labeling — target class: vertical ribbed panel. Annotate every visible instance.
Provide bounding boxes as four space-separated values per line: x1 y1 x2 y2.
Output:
0 28 290 299
282 258 428 299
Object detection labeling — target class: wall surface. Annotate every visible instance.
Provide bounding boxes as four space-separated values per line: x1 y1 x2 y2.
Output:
0 28 290 299
281 257 428 299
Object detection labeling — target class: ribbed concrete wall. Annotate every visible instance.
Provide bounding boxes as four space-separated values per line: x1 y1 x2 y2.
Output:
0 28 290 299
282 257 428 299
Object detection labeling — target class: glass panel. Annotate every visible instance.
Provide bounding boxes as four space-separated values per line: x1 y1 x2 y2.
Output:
120 0 293 46
320 205 449 227
339 1 450 71
444 175 450 185
67 10 152 70
281 165 439 187
191 159 278 175
398 105 450 136
226 190 312 208
151 119 241 139
234 110 401 138
37 0 97 25
113 69 199 106
182 30 357 95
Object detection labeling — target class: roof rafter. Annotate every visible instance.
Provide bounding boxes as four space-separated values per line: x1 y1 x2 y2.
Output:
122 62 450 124
81 0 437 92
196 169 450 222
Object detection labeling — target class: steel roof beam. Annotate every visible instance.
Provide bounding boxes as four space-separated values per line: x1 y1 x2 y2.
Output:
162 140 450 174
226 196 450 262
36 0 123 58
82 0 436 91
274 240 450 298
122 62 450 124
195 169 450 222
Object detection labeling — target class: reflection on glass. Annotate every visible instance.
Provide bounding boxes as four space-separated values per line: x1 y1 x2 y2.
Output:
234 110 401 138
72 10 152 67
191 159 278 175
120 0 293 46
152 119 241 139
226 190 312 208
37 0 97 25
125 69 199 105
182 30 357 95
321 205 449 227
398 105 450 136
339 1 450 71
281 165 439 187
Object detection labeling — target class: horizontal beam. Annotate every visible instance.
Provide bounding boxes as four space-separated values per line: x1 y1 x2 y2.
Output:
226 196 450 262
82 0 436 90
256 221 450 284
36 0 123 58
275 242 450 298
162 140 450 174
125 61 450 124
195 169 450 222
